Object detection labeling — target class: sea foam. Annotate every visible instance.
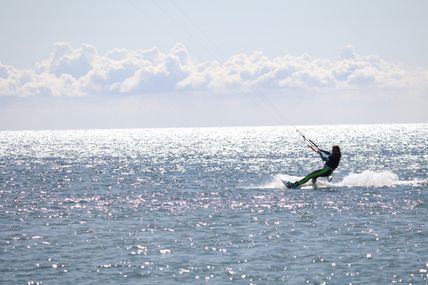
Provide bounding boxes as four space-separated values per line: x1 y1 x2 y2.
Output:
337 170 399 187
267 170 403 189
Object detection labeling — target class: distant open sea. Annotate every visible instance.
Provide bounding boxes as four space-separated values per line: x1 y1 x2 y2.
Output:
1 124 427 284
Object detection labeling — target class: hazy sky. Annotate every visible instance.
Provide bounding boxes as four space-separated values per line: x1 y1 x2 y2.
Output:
1 0 427 130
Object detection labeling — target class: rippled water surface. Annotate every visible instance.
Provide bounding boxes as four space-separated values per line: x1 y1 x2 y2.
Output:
1 124 427 284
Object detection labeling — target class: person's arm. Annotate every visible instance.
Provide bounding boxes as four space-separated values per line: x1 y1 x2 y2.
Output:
319 149 330 161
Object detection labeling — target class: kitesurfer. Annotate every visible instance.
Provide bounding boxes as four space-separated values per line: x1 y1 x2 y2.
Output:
287 145 341 189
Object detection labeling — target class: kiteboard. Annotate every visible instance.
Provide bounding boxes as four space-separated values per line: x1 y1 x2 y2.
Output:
282 180 322 189
282 180 300 189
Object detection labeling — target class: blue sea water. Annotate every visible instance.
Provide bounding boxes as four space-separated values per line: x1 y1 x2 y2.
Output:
0 124 427 285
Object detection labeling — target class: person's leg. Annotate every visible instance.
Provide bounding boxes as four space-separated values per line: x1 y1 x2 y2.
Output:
313 168 333 183
296 168 331 187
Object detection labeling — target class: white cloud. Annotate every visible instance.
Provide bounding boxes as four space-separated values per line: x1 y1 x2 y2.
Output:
37 42 96 79
0 62 83 97
0 43 426 97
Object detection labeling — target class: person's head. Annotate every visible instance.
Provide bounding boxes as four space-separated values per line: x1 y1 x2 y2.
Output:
332 145 341 156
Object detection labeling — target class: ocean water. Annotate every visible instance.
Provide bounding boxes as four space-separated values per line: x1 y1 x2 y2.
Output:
0 124 427 285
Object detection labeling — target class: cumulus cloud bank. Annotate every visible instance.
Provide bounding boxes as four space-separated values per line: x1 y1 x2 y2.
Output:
0 42 425 97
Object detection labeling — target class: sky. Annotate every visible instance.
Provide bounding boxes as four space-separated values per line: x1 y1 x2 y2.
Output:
0 0 427 130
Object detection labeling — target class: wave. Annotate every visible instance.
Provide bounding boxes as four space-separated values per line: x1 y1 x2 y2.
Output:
263 170 427 189
337 170 399 187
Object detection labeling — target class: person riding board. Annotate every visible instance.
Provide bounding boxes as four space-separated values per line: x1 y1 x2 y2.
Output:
286 145 341 189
